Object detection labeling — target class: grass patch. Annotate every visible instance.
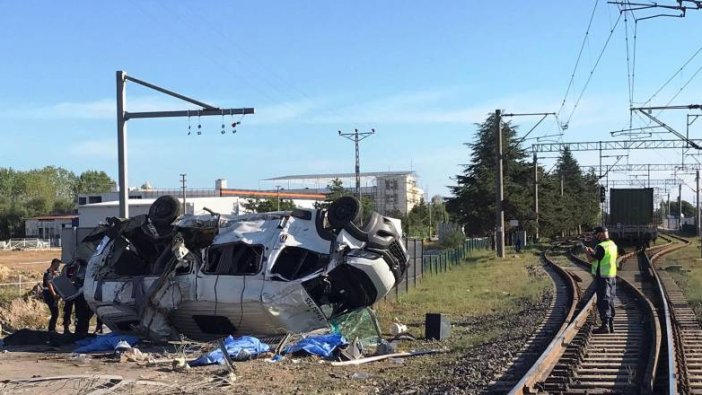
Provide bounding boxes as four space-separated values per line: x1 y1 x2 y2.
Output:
376 248 550 343
656 236 702 319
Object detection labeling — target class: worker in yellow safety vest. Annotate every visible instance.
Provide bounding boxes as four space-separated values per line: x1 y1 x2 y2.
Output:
585 226 618 334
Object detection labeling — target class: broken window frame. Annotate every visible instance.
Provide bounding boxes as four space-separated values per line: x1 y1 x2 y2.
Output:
269 246 330 281
202 242 264 276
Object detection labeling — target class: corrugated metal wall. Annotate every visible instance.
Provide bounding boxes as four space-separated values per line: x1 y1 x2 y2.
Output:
608 188 654 226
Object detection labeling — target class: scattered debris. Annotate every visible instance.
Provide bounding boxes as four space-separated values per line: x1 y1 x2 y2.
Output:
189 335 269 367
330 349 447 366
283 333 346 359
390 322 408 335
74 332 140 353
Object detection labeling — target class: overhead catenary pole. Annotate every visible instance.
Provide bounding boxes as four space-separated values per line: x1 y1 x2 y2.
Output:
533 153 539 241
499 111 554 252
116 70 255 218
117 71 128 218
679 183 683 230
495 109 505 258
697 170 700 258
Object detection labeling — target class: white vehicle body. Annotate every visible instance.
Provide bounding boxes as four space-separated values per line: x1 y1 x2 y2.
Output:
80 196 408 341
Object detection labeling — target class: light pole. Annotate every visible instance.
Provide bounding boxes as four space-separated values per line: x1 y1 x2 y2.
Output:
180 173 187 213
276 185 282 211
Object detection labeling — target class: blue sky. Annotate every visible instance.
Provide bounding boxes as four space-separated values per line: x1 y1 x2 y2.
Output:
2 1 702 202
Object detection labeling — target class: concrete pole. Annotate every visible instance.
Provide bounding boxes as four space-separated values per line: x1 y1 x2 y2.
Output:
276 185 281 211
668 192 671 228
533 153 539 241
697 170 700 257
116 71 128 218
180 174 187 213
495 109 505 258
679 183 683 230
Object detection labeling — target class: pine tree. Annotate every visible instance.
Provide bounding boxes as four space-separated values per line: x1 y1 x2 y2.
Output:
446 113 532 236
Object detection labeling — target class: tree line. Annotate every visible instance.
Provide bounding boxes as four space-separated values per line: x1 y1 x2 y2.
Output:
0 167 114 239
446 113 601 239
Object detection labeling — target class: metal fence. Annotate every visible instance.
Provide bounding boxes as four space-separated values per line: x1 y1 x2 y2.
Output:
386 237 491 301
0 275 36 297
0 238 52 250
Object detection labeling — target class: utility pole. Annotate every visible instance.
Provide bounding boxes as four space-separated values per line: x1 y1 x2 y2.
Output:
697 170 700 258
428 192 434 240
668 192 671 228
276 185 282 211
495 110 505 258
502 111 554 247
533 153 539 241
338 128 375 223
180 174 187 213
116 70 254 218
679 183 683 230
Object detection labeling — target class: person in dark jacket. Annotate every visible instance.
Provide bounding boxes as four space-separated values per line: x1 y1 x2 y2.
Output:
61 260 78 334
72 258 94 337
586 226 618 334
42 258 61 332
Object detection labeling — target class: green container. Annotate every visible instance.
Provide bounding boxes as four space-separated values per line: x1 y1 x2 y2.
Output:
608 188 653 226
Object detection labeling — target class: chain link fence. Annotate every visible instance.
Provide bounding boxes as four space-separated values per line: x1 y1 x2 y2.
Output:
386 237 491 301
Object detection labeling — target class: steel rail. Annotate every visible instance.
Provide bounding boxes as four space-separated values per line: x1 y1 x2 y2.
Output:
514 242 662 393
508 248 581 394
648 232 690 393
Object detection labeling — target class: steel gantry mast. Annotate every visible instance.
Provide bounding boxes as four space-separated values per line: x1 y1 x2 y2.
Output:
116 70 255 218
531 139 702 234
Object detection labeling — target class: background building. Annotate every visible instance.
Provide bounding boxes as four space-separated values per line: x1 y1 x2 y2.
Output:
265 171 424 215
24 214 78 246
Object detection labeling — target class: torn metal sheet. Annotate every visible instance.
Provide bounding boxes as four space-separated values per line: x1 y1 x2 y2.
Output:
79 196 408 342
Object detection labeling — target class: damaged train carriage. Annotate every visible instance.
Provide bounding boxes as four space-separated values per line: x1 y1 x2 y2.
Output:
80 196 409 341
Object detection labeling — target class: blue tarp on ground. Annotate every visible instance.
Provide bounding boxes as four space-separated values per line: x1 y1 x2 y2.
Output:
73 332 140 353
283 333 347 359
190 335 270 367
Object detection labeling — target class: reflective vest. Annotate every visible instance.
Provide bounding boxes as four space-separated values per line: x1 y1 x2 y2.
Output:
592 239 618 277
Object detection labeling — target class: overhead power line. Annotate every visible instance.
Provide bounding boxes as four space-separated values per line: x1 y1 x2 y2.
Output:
557 0 601 121
563 12 623 129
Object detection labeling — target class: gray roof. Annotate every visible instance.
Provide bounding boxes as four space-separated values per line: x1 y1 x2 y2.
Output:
265 171 416 181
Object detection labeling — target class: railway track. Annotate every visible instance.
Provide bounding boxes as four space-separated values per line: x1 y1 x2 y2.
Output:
487 246 579 393
646 233 702 393
508 239 678 394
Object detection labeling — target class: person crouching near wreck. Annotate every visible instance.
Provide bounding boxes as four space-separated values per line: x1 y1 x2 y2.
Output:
42 258 62 332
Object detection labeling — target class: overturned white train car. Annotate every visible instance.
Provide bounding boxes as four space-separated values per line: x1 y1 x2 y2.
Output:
80 196 408 341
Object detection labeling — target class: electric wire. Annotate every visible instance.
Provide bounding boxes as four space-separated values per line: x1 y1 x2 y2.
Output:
125 0 308 121
162 2 348 123
557 0 601 120
640 43 702 107
662 61 702 107
623 7 634 128
564 12 623 128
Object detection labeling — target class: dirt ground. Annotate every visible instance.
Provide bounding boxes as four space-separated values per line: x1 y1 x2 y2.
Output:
0 249 61 278
0 301 550 395
0 338 424 395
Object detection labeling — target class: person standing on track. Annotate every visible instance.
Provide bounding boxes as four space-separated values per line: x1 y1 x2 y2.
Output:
42 258 61 332
585 226 618 334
